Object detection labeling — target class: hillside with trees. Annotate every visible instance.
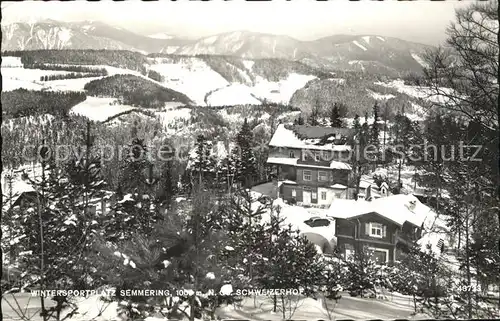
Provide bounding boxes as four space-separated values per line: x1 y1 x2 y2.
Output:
1 89 86 119
3 49 148 74
83 74 192 107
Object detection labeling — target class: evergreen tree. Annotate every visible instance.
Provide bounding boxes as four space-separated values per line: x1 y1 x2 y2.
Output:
352 114 361 131
329 103 344 128
235 119 258 188
190 134 217 187
370 102 380 146
295 114 305 125
309 102 321 126
11 124 107 320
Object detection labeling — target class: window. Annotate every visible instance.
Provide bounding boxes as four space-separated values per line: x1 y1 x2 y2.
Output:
312 191 317 199
314 152 321 161
318 171 328 182
289 151 295 158
292 189 296 197
369 222 384 238
321 191 327 200
369 247 389 263
303 170 312 181
322 151 330 160
345 244 355 261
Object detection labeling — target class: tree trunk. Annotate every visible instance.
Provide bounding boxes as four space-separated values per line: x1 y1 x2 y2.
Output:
273 295 277 313
281 295 286 320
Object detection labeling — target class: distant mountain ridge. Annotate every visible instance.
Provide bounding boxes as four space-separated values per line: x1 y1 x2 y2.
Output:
2 20 433 75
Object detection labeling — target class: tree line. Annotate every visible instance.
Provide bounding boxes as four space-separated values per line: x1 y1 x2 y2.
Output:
1 89 86 119
39 72 105 82
3 49 148 74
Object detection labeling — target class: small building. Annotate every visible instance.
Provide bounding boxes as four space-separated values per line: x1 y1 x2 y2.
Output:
328 194 431 263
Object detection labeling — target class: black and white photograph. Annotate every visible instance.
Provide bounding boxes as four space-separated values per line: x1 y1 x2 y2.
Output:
1 0 499 320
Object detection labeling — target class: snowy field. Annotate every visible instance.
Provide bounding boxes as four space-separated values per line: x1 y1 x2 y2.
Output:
149 59 230 105
1 291 425 321
206 84 262 106
1 56 24 68
149 58 316 106
69 97 137 122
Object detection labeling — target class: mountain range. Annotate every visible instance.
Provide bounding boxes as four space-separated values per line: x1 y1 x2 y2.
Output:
2 20 433 75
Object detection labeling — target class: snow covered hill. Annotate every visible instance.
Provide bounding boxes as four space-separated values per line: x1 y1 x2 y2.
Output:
148 56 319 106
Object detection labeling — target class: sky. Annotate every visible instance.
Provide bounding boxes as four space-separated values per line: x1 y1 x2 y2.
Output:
1 0 472 45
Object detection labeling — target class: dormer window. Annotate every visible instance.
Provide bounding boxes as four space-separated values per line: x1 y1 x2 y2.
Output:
289 151 295 158
315 152 320 161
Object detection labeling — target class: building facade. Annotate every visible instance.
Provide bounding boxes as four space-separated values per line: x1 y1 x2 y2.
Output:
328 195 429 263
267 124 355 206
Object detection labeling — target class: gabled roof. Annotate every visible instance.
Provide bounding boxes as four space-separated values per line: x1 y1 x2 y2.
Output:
269 124 352 151
328 194 433 227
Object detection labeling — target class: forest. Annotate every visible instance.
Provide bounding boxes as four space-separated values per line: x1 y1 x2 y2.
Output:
83 74 192 108
3 49 148 74
1 89 86 119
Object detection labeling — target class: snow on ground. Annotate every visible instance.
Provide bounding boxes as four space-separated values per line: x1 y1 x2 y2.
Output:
69 97 137 122
376 36 386 42
368 90 396 100
375 80 453 104
149 59 229 105
362 36 371 44
353 40 368 51
252 73 317 105
218 109 242 124
277 110 301 121
45 76 103 91
206 84 261 106
2 67 73 82
328 78 346 85
1 56 23 68
3 114 55 131
411 53 429 69
154 107 192 130
1 67 72 91
1 78 46 91
251 197 337 252
242 60 255 71
150 58 315 106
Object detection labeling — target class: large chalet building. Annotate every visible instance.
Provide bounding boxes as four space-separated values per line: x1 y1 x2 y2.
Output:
266 124 355 206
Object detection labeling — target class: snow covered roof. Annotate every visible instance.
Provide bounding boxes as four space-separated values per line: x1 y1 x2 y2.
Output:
266 157 299 166
266 156 351 170
269 124 352 152
328 194 433 227
330 184 347 189
291 125 354 139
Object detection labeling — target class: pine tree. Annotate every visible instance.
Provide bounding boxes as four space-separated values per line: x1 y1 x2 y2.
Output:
190 134 217 187
235 119 258 188
329 103 344 128
371 103 380 146
309 102 321 126
352 114 361 131
13 124 107 320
